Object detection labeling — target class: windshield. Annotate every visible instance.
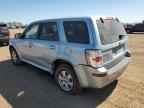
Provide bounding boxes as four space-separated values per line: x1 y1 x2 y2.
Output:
96 19 126 45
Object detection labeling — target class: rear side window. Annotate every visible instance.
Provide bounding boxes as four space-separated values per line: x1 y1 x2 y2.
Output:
40 22 59 41
63 21 90 44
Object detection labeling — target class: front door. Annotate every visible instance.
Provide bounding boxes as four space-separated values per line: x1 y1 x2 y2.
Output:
34 21 60 72
18 23 40 63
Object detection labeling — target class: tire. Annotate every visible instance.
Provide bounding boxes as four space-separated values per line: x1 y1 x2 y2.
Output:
10 48 23 65
55 64 81 94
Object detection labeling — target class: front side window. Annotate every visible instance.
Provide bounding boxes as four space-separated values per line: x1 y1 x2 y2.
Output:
63 21 90 44
24 24 39 39
40 22 59 41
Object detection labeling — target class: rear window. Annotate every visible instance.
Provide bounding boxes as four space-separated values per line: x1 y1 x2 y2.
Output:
0 23 8 32
97 19 126 45
0 23 7 27
63 21 90 44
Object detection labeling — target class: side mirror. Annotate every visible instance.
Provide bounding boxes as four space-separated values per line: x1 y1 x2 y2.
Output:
15 33 22 39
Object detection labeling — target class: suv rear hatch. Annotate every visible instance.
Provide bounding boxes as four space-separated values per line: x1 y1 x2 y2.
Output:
0 23 9 38
96 18 127 69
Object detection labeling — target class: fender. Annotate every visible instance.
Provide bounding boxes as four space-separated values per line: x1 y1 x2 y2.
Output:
9 39 22 60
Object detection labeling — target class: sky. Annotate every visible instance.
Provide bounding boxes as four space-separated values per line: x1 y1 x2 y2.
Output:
0 0 144 24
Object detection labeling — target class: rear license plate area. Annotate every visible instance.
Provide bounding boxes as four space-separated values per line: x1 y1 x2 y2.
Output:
112 44 124 57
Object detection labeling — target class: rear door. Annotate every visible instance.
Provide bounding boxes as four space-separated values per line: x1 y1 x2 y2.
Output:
96 19 127 68
59 18 94 65
34 21 60 72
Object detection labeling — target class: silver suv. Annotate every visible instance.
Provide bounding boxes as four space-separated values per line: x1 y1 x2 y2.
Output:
9 16 131 94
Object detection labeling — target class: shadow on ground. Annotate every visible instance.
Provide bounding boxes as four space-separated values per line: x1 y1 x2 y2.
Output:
0 43 8 47
0 60 118 108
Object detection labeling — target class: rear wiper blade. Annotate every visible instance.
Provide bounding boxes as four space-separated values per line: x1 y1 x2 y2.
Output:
100 17 104 23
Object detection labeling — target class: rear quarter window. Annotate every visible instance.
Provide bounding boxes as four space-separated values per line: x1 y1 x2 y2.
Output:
63 21 90 44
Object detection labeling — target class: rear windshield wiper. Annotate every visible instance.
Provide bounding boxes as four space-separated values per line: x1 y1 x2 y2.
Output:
100 17 104 23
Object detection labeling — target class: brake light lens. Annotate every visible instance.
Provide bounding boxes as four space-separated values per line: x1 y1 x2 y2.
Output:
92 56 102 62
85 50 103 68
7 32 10 36
8 31 12 39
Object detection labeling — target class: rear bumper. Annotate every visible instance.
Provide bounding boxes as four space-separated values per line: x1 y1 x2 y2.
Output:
74 52 131 88
0 37 9 43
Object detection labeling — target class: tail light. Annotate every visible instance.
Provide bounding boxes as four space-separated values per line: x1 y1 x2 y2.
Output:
7 32 10 36
85 49 103 68
7 31 12 39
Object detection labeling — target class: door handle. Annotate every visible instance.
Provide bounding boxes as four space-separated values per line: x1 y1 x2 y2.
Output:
49 45 56 50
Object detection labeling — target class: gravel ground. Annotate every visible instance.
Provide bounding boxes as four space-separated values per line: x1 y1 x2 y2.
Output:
0 32 144 108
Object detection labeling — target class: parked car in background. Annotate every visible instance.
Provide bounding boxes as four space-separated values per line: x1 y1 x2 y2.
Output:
21 24 27 29
9 16 131 94
124 23 134 33
7 22 26 29
124 23 144 33
8 25 16 29
0 22 10 45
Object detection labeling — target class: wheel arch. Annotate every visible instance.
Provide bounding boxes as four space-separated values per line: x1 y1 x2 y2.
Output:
52 58 87 87
9 45 15 51
9 45 22 60
52 58 75 74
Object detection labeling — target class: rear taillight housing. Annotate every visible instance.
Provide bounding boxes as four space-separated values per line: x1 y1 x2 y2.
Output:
85 49 103 68
7 31 11 39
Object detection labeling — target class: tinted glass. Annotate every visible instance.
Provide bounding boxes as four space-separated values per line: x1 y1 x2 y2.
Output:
63 21 90 44
97 19 126 45
0 23 7 27
24 24 39 39
0 23 8 33
40 22 59 41
0 27 8 32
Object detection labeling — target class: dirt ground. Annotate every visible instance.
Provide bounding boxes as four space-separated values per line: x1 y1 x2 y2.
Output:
9 29 24 37
0 31 144 108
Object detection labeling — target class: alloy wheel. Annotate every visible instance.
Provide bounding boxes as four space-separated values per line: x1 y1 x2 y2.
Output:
58 70 74 91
